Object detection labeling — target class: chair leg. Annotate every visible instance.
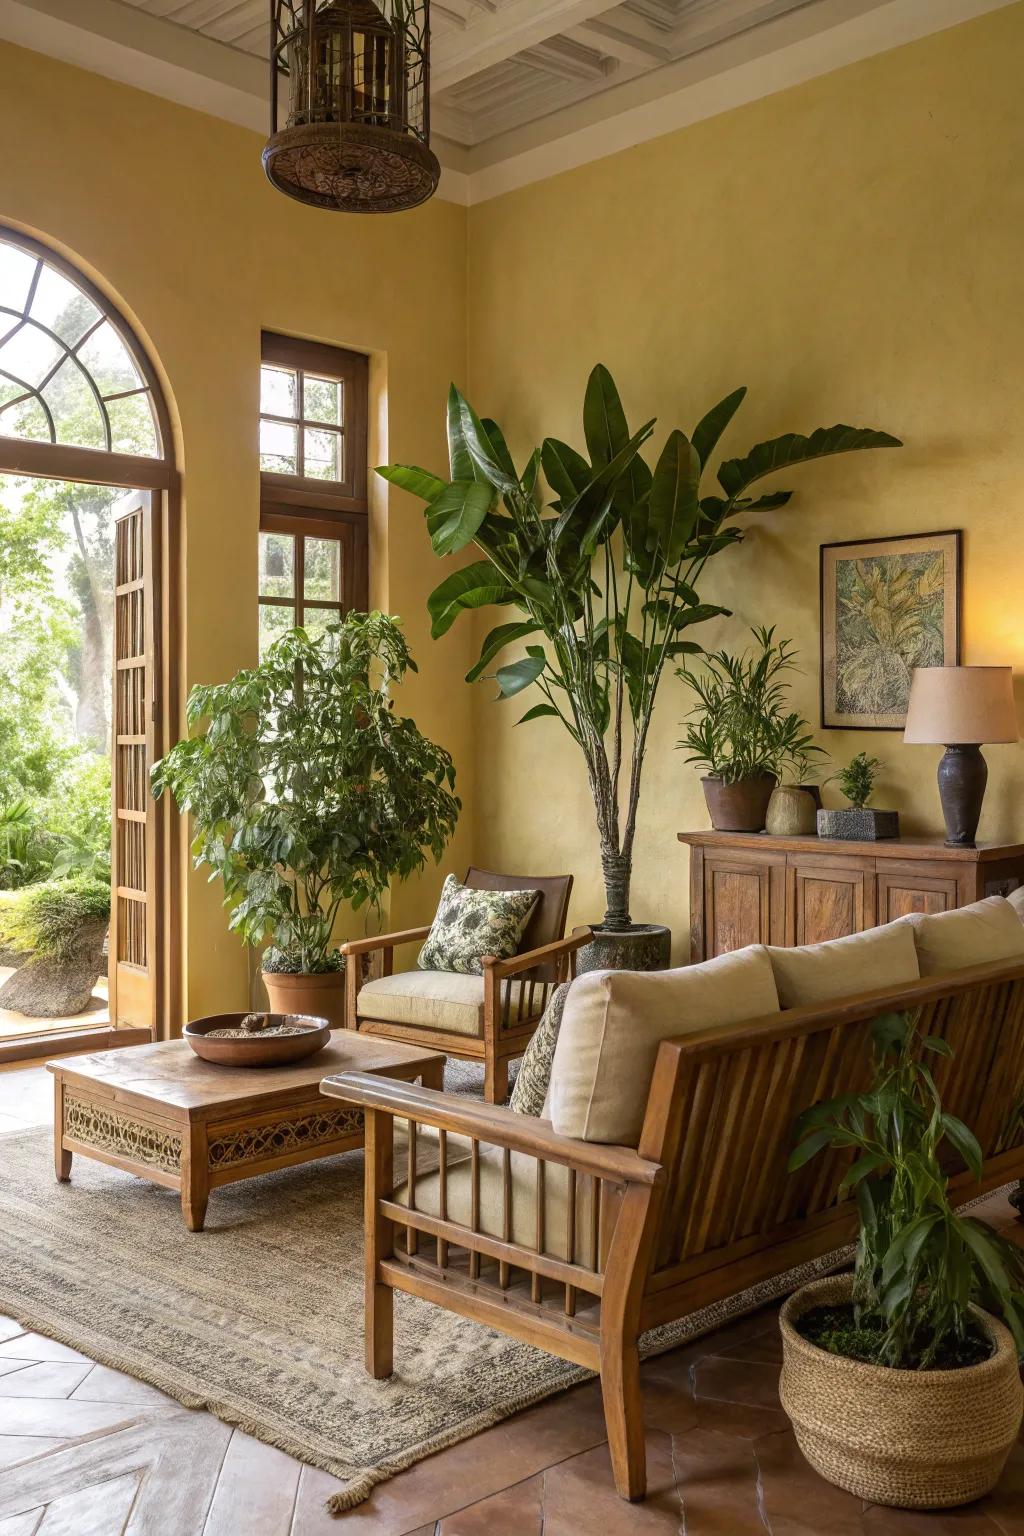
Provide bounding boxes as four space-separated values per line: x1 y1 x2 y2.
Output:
484 1054 509 1105
366 1277 393 1379
599 1332 646 1500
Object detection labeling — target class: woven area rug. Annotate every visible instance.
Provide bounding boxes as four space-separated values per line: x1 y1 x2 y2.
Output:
0 1122 847 1514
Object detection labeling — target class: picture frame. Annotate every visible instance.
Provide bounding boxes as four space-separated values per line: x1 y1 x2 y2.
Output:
820 530 961 730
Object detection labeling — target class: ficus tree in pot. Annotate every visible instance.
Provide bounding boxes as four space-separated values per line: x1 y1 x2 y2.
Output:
379 367 898 967
151 612 461 1025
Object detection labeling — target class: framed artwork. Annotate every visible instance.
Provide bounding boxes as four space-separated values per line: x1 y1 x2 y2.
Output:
820 530 961 730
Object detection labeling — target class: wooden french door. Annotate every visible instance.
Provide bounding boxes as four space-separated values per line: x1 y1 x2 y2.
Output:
108 489 160 1031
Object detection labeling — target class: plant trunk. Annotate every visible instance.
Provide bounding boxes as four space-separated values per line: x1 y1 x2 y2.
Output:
601 844 632 931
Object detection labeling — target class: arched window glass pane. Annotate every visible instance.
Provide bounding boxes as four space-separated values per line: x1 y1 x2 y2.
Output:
0 323 62 388
30 263 100 346
0 234 164 460
76 321 143 397
0 396 50 441
44 359 106 450
107 391 158 457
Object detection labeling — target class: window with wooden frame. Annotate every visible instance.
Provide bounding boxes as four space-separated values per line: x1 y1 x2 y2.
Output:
259 332 369 657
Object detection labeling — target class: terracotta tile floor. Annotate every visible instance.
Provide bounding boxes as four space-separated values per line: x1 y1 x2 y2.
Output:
0 1063 1021 1534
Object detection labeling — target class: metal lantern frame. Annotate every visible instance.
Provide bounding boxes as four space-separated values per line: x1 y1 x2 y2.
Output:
264 0 439 214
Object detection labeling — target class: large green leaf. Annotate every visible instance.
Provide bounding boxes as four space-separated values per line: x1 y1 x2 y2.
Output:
495 654 546 698
466 620 542 683
648 428 701 563
718 424 902 499
375 463 447 503
551 420 654 549
541 438 591 506
446 386 519 493
426 480 495 556
583 364 630 467
518 702 559 725
691 386 746 469
427 561 513 638
480 417 518 481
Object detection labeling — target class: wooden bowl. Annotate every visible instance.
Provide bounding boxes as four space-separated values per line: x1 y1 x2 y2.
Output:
182 1013 331 1067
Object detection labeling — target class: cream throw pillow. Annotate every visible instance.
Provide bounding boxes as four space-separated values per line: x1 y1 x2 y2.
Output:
548 946 780 1146
767 922 920 1008
1005 886 1024 923
903 895 1024 976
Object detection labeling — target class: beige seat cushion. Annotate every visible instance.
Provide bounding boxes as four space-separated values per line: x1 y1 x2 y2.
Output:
357 972 529 1037
1005 886 1024 923
396 1139 597 1265
548 946 780 1147
767 921 920 1009
902 895 1024 976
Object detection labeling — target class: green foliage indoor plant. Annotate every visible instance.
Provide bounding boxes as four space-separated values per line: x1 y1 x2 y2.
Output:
677 627 826 832
818 750 899 841
151 612 460 1026
379 367 898 966
780 1010 1024 1507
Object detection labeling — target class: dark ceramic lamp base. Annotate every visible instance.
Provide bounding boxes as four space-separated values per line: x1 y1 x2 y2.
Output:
937 743 988 848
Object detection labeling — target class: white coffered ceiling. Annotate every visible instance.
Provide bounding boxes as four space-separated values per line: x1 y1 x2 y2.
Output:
0 0 1012 201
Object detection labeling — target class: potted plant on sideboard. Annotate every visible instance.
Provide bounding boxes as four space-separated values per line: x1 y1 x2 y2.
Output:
817 751 900 840
781 1009 1024 1508
152 612 460 1027
677 627 826 833
379 368 898 971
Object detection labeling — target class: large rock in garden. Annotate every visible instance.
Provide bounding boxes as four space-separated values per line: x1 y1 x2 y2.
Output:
0 919 108 1018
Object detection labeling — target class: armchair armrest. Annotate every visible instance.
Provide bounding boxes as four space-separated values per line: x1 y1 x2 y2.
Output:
321 1071 662 1188
340 925 430 958
482 927 593 982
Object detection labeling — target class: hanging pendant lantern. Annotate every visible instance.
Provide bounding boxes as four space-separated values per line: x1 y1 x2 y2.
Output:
264 0 440 214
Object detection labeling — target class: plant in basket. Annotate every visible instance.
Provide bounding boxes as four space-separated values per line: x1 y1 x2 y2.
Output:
152 611 460 1028
780 1008 1024 1508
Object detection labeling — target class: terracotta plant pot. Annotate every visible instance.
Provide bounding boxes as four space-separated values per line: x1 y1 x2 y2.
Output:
765 785 817 837
701 773 777 833
779 1274 1023 1509
261 969 347 1030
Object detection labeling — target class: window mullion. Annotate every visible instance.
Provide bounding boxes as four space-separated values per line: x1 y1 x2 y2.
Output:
296 369 305 477
296 533 306 628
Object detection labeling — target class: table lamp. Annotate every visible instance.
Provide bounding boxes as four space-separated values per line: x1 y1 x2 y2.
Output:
903 666 1018 847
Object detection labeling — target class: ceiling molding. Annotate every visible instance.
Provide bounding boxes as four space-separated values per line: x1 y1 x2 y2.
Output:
0 0 1015 209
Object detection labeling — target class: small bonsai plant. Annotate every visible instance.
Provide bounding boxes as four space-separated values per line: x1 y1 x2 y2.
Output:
677 627 825 829
836 751 880 809
151 612 461 983
780 1010 1024 1504
818 751 898 841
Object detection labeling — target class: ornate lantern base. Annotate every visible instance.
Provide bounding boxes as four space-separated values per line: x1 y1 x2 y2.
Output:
262 122 440 214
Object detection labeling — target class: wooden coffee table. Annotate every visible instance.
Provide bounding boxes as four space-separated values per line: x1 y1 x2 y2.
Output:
48 1035 444 1231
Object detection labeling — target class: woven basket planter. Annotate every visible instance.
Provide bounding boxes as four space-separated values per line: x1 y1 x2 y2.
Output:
780 1275 1023 1508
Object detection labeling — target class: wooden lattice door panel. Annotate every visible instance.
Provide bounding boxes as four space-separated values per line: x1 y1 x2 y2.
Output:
109 490 159 1032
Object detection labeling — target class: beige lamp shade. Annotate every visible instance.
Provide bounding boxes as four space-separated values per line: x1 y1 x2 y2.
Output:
903 667 1019 745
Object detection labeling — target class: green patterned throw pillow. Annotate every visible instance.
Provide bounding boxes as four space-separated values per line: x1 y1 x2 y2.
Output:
417 875 539 975
509 981 570 1116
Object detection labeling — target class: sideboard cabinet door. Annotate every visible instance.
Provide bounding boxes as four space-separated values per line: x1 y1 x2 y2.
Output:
875 864 961 922
700 851 786 957
786 857 874 946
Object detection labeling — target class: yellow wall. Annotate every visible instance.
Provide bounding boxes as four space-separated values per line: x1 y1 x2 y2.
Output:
0 41 473 1019
466 2 1024 954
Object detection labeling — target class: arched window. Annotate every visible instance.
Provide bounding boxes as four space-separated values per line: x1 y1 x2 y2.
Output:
0 235 162 459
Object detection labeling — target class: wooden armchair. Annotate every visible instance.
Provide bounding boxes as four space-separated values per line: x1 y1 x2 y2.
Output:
323 957 1024 1502
340 867 586 1103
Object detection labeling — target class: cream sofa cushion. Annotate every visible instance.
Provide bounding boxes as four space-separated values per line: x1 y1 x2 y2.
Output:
357 971 529 1037
903 895 1024 976
548 946 780 1147
767 922 920 1008
396 1140 597 1265
1005 886 1024 923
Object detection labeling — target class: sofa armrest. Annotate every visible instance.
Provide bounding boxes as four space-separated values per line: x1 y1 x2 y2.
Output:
321 1071 662 1188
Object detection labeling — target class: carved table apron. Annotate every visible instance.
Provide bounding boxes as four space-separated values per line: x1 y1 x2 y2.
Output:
48 1038 445 1231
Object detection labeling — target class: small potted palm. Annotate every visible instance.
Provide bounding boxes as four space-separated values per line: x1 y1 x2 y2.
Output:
677 627 825 832
782 1010 1024 1508
152 613 461 1028
818 751 899 840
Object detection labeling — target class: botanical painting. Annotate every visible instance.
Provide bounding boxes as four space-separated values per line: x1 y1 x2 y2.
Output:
820 532 961 729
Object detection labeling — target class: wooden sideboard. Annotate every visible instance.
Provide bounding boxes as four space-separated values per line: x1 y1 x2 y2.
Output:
678 831 1024 963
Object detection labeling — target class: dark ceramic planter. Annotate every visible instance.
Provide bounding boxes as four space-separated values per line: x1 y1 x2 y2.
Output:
576 923 672 975
701 773 777 833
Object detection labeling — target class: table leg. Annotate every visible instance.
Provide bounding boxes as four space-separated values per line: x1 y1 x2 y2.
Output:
420 1058 445 1093
181 1119 210 1232
53 1077 71 1182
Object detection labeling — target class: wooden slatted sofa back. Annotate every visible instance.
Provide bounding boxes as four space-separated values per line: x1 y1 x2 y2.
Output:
324 956 1024 1503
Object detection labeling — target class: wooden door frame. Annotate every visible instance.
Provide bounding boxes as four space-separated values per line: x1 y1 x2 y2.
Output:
0 225 181 1045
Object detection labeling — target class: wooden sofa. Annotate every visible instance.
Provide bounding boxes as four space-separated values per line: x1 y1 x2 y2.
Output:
324 946 1024 1501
